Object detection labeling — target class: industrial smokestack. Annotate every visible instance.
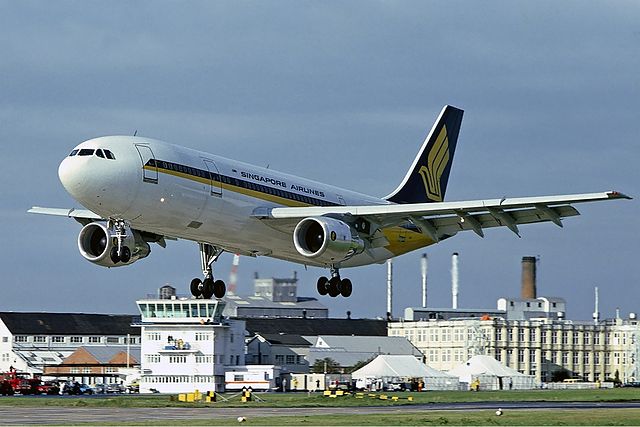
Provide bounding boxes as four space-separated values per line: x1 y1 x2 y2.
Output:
387 259 393 318
451 252 459 309
521 256 537 299
421 254 428 308
593 286 600 325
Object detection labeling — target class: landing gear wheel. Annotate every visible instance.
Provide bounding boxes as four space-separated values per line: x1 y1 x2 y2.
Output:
213 280 226 299
340 278 352 298
120 246 131 263
201 278 214 299
317 277 329 296
328 276 341 297
110 247 120 264
190 278 203 297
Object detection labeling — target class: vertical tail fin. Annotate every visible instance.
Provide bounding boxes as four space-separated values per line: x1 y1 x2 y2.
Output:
384 105 463 204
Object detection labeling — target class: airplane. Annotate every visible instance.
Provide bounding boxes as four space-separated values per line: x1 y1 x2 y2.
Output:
29 105 630 300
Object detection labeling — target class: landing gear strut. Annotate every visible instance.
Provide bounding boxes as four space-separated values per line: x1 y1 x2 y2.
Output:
316 266 352 298
190 243 226 299
108 219 131 264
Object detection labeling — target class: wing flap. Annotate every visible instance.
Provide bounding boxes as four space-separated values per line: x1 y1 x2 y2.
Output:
428 205 580 237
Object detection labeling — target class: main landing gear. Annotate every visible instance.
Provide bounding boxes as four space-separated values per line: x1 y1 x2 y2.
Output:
316 266 352 298
190 243 226 299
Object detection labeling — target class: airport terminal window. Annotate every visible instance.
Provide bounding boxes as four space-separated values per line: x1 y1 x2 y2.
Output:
70 337 83 343
89 336 101 343
34 336 46 343
14 336 27 343
69 149 79 156
78 149 94 156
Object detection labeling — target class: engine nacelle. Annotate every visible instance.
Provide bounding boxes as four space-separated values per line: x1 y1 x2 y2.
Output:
293 217 364 263
78 222 151 267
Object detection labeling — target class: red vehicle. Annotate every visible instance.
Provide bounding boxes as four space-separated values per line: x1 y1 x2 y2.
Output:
0 367 53 395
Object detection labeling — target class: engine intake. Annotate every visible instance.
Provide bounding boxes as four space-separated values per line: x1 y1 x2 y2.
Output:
293 217 364 263
78 222 150 267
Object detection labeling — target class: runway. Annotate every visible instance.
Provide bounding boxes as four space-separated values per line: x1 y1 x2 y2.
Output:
2 401 640 425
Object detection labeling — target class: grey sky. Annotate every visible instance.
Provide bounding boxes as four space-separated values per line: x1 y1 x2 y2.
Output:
1 1 638 320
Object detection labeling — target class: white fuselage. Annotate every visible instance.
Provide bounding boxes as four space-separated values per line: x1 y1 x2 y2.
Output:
58 136 396 268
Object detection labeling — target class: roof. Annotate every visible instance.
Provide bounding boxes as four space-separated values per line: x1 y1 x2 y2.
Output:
0 312 140 336
448 355 528 378
306 336 423 367
83 346 141 364
252 333 311 346
352 355 456 380
243 318 387 336
311 335 422 355
224 295 327 310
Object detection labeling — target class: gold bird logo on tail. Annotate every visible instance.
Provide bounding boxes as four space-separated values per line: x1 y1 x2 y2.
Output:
417 125 449 202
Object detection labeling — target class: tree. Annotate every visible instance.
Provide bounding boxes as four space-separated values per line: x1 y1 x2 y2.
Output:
311 357 341 374
348 357 375 374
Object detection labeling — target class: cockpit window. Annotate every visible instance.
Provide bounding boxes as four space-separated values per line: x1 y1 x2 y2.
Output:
69 149 79 157
95 149 105 158
103 149 116 160
78 149 95 156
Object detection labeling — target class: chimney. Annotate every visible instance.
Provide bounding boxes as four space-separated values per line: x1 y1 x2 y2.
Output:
451 252 459 309
387 259 393 318
521 256 537 299
421 253 428 308
593 286 600 325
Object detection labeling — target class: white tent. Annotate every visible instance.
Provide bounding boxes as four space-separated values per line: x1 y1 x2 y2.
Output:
448 355 538 390
351 355 460 390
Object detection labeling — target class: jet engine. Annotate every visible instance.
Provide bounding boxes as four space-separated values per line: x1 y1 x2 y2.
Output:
293 217 364 263
77 222 151 267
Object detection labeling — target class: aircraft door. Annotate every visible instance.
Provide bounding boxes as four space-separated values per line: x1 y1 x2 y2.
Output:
202 159 223 196
135 144 158 184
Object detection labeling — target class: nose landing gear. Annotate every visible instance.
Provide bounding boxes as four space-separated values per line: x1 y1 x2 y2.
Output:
316 266 353 298
109 219 131 264
190 243 226 299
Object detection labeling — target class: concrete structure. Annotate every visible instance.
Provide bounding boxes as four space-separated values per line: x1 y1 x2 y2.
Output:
0 312 140 375
389 312 640 383
222 273 328 318
136 298 245 393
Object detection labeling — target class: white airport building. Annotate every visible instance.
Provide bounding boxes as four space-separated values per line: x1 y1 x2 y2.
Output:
136 297 245 393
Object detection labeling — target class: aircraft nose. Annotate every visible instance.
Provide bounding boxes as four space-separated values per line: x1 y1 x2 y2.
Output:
58 156 84 199
58 142 140 217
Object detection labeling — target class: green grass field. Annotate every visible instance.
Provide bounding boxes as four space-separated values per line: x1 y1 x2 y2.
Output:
0 388 639 408
2 389 640 425
110 409 640 426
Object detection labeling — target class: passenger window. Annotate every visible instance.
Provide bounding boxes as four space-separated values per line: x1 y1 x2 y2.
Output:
78 149 95 156
103 150 116 160
95 149 105 158
69 149 79 157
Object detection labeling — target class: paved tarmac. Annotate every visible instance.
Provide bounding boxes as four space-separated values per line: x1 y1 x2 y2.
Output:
2 401 640 425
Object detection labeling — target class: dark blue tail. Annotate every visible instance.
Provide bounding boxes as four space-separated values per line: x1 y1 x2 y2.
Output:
385 105 463 204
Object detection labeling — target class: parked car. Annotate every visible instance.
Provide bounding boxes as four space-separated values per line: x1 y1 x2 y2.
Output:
62 382 94 395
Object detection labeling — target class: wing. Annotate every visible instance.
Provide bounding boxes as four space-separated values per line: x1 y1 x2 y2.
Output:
253 191 630 242
28 206 103 225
